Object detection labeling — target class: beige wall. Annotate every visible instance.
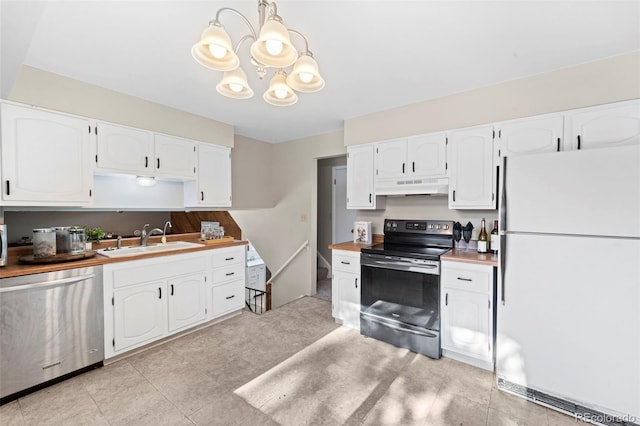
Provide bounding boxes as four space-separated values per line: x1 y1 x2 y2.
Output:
344 52 640 145
230 130 346 308
231 135 276 209
8 66 234 146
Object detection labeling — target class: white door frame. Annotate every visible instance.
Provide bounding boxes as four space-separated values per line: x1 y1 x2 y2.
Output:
332 166 355 244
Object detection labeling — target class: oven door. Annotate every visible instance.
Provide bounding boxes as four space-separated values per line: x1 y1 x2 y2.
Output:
360 253 441 359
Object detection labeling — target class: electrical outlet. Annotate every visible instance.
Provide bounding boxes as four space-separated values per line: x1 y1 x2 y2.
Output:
300 213 308 222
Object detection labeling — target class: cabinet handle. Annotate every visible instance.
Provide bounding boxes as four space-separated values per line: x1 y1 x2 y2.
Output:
369 193 372 203
170 284 174 296
402 163 405 174
340 261 350 265
225 257 234 261
225 295 235 300
145 156 149 168
158 287 162 299
452 190 456 202
355 277 358 288
445 293 448 306
412 161 415 173
577 135 581 150
157 158 160 169
225 272 235 276
457 277 472 282
5 180 9 196
201 191 204 201
557 138 561 152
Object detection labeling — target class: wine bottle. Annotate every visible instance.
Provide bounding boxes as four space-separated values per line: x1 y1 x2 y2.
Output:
490 219 499 255
477 218 488 253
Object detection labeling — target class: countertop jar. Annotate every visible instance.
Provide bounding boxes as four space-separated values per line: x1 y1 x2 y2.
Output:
68 227 86 254
33 228 56 257
55 226 71 254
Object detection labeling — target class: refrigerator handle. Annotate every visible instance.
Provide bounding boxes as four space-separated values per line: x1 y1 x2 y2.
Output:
499 156 507 305
499 156 507 232
500 234 506 305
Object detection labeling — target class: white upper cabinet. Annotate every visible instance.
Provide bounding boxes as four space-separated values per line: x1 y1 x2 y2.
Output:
347 144 380 209
0 103 93 206
448 125 496 210
409 133 448 177
566 99 640 150
496 114 564 158
95 122 196 179
185 143 232 207
153 134 196 179
374 133 448 195
375 139 407 180
95 121 154 174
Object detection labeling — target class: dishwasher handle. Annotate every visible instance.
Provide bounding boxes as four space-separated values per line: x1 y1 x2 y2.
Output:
0 274 97 293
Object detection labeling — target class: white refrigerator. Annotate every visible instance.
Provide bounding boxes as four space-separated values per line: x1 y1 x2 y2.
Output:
497 144 640 423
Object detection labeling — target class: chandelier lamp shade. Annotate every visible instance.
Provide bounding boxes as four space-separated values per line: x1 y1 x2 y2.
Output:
191 0 324 106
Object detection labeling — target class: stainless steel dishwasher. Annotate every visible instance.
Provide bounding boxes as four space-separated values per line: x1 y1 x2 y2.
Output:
0 266 104 402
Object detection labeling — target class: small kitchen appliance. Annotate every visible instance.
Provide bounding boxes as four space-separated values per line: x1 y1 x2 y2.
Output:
360 219 454 359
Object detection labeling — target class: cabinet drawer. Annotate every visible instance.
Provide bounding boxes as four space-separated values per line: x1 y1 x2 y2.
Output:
332 250 360 274
211 247 245 268
212 280 244 317
441 262 492 294
213 264 245 285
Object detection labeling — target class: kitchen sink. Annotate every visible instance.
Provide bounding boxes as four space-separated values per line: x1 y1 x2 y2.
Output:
96 241 203 258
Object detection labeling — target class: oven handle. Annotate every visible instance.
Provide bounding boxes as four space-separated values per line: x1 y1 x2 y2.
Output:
361 258 439 274
361 314 438 338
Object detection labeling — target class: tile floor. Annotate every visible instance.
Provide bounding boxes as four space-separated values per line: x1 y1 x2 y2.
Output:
0 296 584 426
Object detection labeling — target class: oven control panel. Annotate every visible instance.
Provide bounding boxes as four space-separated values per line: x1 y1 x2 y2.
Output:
384 219 453 235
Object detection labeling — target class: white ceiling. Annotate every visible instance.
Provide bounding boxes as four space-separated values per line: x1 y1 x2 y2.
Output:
2 1 639 143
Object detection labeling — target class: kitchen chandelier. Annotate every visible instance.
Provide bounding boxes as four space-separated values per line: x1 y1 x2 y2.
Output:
191 0 324 106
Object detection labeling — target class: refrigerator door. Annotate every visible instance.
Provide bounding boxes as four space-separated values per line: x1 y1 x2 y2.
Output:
497 233 640 418
503 144 640 238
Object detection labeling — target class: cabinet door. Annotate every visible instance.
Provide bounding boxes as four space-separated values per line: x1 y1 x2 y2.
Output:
408 133 447 178
346 144 375 209
154 134 196 179
167 273 206 332
568 100 640 150
441 288 491 360
375 139 407 180
0 104 92 205
95 121 154 174
498 114 564 158
113 282 166 352
448 126 496 209
333 270 360 330
196 144 232 207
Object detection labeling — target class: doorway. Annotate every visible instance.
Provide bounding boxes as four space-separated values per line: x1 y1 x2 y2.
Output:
316 156 355 301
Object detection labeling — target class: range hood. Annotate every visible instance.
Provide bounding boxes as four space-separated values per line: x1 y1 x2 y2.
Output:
375 177 449 196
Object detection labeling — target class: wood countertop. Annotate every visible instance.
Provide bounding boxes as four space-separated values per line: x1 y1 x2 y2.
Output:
441 249 498 267
330 236 498 267
0 233 248 279
328 234 384 252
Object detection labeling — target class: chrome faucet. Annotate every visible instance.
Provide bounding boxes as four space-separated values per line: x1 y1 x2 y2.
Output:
163 221 172 236
140 224 163 246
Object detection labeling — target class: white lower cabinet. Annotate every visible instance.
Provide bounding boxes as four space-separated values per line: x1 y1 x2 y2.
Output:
104 251 209 359
441 261 495 370
113 281 165 352
168 273 206 332
208 246 246 319
331 250 361 330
